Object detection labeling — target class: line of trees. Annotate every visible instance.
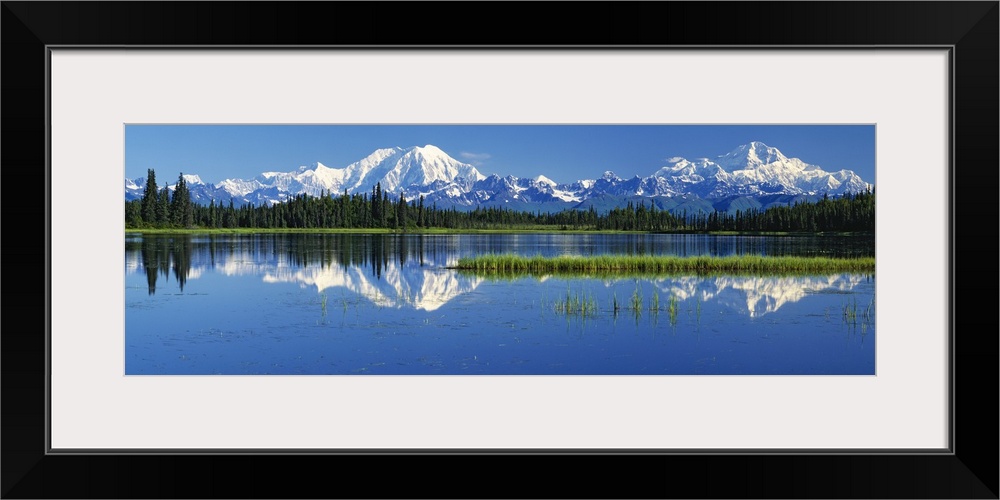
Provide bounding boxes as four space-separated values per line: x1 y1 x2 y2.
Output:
595 191 875 232
126 170 874 233
128 169 194 229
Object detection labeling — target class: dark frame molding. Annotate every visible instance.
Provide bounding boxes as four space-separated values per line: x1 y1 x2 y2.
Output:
3 2 996 498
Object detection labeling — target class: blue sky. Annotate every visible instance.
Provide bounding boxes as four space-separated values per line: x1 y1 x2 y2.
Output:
125 125 876 185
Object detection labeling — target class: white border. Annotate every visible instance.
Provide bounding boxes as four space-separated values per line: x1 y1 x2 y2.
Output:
50 50 949 450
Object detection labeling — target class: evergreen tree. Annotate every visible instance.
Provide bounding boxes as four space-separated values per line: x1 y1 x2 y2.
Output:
417 195 425 227
125 200 143 227
157 184 171 226
141 168 158 224
373 183 383 228
381 188 390 228
224 199 237 228
208 200 218 228
170 173 194 228
397 192 407 230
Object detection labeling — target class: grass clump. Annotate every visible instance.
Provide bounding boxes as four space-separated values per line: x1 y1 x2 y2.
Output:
455 254 875 275
843 297 858 323
843 295 876 325
667 294 679 325
554 289 598 317
629 286 643 312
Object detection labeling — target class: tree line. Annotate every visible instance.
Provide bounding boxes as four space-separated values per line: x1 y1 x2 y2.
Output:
126 169 874 233
594 191 875 232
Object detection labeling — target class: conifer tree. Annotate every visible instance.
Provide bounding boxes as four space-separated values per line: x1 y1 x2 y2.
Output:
157 184 171 226
170 173 194 228
397 192 407 230
141 168 158 224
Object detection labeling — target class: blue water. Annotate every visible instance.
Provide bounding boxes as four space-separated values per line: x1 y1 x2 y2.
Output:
125 233 875 375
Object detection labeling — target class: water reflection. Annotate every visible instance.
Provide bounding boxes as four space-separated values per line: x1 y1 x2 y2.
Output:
126 233 873 316
650 274 870 318
261 264 482 311
126 233 451 295
128 235 193 294
125 233 875 375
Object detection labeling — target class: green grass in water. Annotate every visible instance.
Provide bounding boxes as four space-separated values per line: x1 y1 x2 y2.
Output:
455 254 875 274
553 289 598 317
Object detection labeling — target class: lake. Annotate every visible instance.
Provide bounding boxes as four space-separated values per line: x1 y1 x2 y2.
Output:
125 233 876 375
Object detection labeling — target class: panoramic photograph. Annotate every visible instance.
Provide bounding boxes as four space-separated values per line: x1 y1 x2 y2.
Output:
124 124 876 375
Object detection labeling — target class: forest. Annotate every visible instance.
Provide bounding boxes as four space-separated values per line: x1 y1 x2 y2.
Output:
126 169 875 233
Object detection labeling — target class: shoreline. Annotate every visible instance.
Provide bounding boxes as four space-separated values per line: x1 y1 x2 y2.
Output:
125 227 875 237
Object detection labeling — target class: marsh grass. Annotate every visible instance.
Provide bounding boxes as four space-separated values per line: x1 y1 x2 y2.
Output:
626 286 643 323
629 286 643 312
668 294 679 326
455 254 875 275
844 294 876 329
553 289 598 317
842 297 859 323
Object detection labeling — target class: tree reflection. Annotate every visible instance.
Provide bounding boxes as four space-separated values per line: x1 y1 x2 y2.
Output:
126 234 458 295
128 235 192 294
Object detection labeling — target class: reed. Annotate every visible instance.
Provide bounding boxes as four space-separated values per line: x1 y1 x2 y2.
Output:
667 293 679 325
554 289 597 317
843 297 858 323
629 286 643 312
455 254 875 274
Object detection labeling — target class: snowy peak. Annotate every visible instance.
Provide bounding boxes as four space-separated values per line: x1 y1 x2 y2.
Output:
409 144 450 161
654 141 870 198
534 175 557 187
716 141 790 171
334 144 484 195
182 174 204 185
383 145 485 192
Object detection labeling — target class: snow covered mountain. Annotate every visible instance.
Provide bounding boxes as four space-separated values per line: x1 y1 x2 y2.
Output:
125 142 872 213
243 145 485 199
653 141 870 199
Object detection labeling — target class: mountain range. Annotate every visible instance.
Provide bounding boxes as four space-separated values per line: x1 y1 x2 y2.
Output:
125 141 872 214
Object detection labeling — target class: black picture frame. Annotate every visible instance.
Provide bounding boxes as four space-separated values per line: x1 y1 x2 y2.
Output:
3 2 996 498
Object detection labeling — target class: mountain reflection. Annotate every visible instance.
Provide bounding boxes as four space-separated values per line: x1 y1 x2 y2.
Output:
261 265 481 311
650 274 869 318
125 233 482 310
126 233 871 315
